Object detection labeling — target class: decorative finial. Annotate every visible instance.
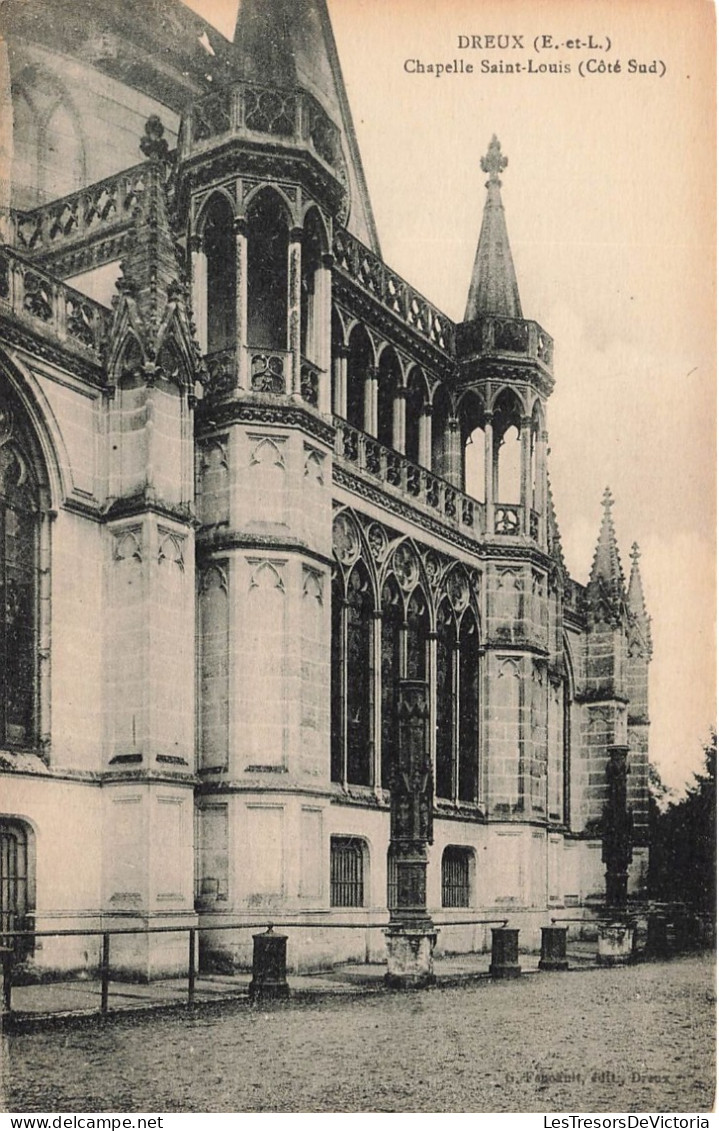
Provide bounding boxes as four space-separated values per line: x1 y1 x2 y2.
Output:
140 115 170 163
480 135 508 184
602 486 614 509
630 542 641 565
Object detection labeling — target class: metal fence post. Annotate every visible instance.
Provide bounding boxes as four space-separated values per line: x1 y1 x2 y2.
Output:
188 928 196 1006
100 932 110 1015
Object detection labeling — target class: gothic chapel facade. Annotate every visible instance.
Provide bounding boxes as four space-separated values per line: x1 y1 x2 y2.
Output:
0 0 651 975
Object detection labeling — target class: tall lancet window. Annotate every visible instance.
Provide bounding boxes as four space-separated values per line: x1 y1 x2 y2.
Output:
0 398 41 748
247 191 289 351
435 600 455 801
493 390 522 506
331 561 373 787
204 195 236 355
380 576 402 788
458 610 480 802
435 600 480 804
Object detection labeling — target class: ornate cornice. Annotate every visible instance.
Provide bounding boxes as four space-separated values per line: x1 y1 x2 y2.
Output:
197 530 333 568
196 397 335 446
178 140 346 223
332 273 455 376
0 315 106 387
103 494 196 527
36 230 133 279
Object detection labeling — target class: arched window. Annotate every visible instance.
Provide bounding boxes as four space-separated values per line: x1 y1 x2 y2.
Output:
301 209 327 364
493 391 522 505
431 385 453 480
377 348 400 451
203 195 236 355
436 600 455 801
405 587 428 681
346 325 372 433
0 819 34 957
331 561 373 787
247 191 289 351
459 392 486 503
441 846 473 908
380 576 402 788
458 610 480 802
405 368 425 465
1 399 42 749
435 597 480 804
330 836 366 907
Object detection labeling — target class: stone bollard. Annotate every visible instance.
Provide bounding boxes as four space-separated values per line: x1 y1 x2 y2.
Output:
539 926 569 971
645 914 669 959
490 927 521 979
597 921 635 966
248 926 290 1002
384 926 438 989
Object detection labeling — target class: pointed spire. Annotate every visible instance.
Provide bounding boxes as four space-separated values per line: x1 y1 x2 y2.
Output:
546 472 567 575
586 488 627 624
464 135 523 321
108 117 200 388
230 0 379 252
589 488 626 589
627 542 653 655
232 0 297 87
117 117 181 332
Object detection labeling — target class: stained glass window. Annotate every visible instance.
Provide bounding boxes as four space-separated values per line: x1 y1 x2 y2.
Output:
0 421 39 748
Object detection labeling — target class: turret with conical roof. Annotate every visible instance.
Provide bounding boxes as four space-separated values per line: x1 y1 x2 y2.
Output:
465 135 523 321
455 136 553 547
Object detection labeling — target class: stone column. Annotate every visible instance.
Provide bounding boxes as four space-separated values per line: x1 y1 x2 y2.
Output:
372 610 383 796
234 216 249 391
484 412 495 533
190 234 208 355
418 403 433 468
315 253 333 414
385 679 437 988
537 429 548 547
520 415 532 535
602 743 633 910
288 227 303 396
392 386 407 454
333 345 348 418
445 415 462 487
364 366 378 436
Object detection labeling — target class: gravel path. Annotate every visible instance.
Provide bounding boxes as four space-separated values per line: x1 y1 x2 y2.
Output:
2 954 714 1113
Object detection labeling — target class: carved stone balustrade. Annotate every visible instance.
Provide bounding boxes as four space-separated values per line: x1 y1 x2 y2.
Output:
456 314 554 377
334 418 484 541
332 228 454 356
300 358 321 408
0 247 109 368
10 163 151 273
181 80 343 174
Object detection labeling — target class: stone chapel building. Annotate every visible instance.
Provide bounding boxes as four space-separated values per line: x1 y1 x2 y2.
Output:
0 0 651 976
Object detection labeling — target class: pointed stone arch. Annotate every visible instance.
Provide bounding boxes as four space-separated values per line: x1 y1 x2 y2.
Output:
246 187 292 351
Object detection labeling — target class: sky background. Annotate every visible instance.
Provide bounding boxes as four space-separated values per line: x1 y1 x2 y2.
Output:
184 0 716 794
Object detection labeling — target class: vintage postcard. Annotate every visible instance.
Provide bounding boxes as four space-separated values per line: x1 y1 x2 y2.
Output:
0 0 715 1118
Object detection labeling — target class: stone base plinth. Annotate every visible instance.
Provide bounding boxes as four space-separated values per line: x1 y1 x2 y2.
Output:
248 929 290 1001
597 922 635 966
539 926 569 972
490 927 522 979
384 927 438 988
